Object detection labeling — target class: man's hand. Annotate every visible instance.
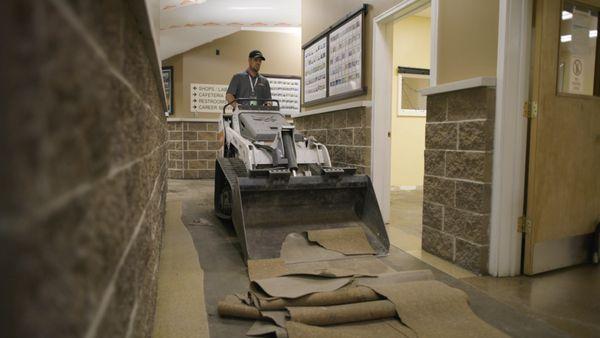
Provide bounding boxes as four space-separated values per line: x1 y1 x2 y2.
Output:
225 93 237 111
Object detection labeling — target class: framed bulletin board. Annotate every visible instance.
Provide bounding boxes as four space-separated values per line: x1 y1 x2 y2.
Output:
264 74 301 116
302 5 367 106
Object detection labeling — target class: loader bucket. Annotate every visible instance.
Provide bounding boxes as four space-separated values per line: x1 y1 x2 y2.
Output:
231 174 390 261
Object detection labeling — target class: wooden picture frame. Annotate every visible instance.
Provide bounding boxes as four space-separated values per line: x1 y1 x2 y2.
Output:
161 66 174 115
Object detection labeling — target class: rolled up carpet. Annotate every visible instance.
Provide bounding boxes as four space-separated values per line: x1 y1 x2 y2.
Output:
217 295 262 320
287 299 397 326
252 285 381 310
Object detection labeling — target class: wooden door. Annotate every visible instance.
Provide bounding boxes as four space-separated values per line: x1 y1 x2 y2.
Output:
525 0 600 275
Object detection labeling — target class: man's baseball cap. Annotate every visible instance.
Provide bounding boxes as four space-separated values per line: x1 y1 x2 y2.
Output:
249 50 266 60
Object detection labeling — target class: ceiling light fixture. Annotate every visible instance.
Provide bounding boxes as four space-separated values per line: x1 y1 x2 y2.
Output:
560 34 572 42
590 30 598 38
561 10 573 20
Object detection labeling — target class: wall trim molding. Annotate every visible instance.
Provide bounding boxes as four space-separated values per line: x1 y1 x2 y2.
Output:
420 76 497 96
488 0 532 277
397 109 426 117
297 100 372 117
372 0 433 223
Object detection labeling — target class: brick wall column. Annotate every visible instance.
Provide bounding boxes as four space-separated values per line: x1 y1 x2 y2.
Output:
167 119 223 179
421 86 495 274
294 107 372 175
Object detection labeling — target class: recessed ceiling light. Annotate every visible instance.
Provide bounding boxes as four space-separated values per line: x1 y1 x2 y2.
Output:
590 30 598 38
562 10 573 20
560 34 572 43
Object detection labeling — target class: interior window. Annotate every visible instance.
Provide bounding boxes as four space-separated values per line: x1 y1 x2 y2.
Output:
557 1 599 96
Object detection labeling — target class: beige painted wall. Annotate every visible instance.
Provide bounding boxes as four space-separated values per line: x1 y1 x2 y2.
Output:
391 16 430 187
436 0 499 84
165 30 301 118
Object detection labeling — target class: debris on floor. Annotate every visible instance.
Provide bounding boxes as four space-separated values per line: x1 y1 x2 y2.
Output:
217 227 508 337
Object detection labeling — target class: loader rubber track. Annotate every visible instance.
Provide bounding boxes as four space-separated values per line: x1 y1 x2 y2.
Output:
214 157 248 220
220 157 248 187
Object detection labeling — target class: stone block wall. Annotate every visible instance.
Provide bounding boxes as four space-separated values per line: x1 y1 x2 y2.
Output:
294 107 372 174
421 87 495 274
1 1 167 337
167 119 223 179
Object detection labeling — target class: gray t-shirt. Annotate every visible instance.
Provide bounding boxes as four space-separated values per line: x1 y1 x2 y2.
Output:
226 71 271 102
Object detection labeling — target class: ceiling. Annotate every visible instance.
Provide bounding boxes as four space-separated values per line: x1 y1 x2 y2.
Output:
159 0 301 60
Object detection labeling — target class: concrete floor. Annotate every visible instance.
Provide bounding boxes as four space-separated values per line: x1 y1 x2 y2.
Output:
154 180 600 337
388 188 600 338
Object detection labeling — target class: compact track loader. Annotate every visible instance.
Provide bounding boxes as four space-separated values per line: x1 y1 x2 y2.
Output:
214 99 389 261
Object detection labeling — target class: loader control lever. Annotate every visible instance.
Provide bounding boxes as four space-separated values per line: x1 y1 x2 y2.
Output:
281 128 298 170
222 98 280 114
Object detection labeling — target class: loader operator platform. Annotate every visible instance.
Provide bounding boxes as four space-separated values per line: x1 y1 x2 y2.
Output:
225 50 272 108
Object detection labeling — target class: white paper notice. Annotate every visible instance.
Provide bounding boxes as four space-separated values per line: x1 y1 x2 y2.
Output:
567 56 585 94
569 9 593 55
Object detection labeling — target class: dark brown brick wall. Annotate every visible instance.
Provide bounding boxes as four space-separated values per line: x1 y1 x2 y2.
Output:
0 1 167 337
167 120 223 179
421 87 495 274
294 107 371 175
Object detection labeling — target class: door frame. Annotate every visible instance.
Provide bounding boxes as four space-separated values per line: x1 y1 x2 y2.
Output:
372 0 533 276
488 0 533 276
371 0 434 224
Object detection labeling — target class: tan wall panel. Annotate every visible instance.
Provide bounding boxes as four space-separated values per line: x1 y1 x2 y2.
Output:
391 116 426 186
168 31 301 118
391 16 430 187
436 0 499 84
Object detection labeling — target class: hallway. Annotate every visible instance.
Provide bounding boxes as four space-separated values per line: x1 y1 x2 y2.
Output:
3 0 599 337
153 180 599 337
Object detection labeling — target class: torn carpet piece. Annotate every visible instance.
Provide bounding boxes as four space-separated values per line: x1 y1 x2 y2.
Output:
287 299 397 325
217 295 262 320
250 269 434 310
251 285 381 310
261 310 288 328
248 258 288 281
285 256 395 277
358 270 434 287
247 321 288 338
251 275 353 299
286 319 417 338
248 255 396 280
307 226 376 255
280 232 346 263
368 280 509 338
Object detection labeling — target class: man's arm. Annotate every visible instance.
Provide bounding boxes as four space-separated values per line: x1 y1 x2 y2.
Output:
226 93 237 107
225 75 239 109
264 79 272 106
265 79 272 100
